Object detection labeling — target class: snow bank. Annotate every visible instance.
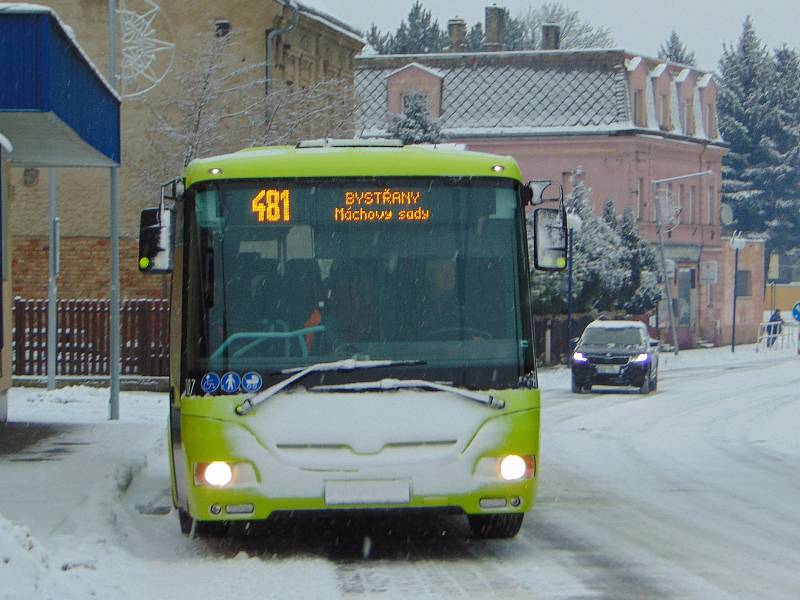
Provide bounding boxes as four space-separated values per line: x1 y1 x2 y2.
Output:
0 513 94 600
8 385 166 424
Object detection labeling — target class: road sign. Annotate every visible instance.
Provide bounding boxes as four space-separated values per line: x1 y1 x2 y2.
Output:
792 302 800 323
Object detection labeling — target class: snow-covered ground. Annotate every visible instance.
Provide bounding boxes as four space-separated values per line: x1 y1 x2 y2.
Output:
1 344 798 599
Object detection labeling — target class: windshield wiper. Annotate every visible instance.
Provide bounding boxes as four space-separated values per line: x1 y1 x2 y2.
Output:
234 359 425 416
309 378 505 410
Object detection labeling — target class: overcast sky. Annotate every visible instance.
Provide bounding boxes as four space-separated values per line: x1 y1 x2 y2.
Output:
322 0 799 71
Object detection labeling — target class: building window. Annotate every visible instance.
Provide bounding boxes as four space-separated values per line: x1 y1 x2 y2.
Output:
214 20 231 37
735 270 751 297
707 186 714 224
681 184 690 224
659 94 669 129
706 104 716 137
636 177 644 219
682 98 693 134
633 90 645 127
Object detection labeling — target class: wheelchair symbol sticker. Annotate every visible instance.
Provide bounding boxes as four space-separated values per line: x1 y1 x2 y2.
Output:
242 372 263 393
200 372 221 394
221 372 241 393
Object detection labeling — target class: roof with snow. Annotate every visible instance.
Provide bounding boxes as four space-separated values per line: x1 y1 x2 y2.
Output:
294 1 363 45
355 49 723 144
0 3 120 166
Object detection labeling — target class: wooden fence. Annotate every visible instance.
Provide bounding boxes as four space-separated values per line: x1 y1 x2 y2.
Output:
12 296 609 375
13 298 170 377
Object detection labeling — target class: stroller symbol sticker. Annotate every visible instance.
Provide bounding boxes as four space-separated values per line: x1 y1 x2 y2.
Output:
242 372 263 393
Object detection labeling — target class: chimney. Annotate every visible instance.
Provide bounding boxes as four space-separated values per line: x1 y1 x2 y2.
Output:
448 18 467 53
541 24 561 50
483 5 506 52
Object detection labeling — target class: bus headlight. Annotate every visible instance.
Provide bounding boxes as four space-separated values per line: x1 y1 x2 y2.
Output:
194 461 257 487
203 461 232 486
500 455 535 481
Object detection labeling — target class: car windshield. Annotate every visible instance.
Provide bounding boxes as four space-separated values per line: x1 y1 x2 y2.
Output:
181 177 534 389
582 326 644 347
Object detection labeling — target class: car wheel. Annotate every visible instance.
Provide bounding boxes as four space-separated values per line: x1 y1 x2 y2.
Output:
650 373 658 392
571 374 581 393
468 513 524 539
639 372 651 394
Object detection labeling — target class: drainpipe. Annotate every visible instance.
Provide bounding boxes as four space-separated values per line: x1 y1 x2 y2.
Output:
266 0 300 94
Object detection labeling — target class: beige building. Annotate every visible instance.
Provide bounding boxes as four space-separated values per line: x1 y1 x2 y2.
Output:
11 0 363 301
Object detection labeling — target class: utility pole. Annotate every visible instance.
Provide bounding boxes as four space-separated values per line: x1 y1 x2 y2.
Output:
108 0 120 420
651 171 712 355
730 232 747 352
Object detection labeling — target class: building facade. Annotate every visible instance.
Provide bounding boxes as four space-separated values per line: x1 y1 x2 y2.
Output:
10 0 363 301
355 14 765 346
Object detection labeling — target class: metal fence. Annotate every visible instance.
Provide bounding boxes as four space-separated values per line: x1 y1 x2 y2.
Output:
755 321 799 353
12 298 170 377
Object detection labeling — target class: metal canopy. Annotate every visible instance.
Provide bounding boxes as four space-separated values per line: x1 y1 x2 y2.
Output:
0 6 120 167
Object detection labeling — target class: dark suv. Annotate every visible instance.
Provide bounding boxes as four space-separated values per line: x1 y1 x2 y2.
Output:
569 320 659 394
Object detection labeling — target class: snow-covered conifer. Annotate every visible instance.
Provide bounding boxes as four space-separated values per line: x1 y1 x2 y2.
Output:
387 93 443 144
658 30 696 66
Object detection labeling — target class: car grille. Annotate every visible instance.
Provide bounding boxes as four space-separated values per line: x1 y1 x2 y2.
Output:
584 354 629 365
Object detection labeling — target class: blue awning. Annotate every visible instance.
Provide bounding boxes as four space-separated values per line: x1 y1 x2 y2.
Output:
0 5 120 167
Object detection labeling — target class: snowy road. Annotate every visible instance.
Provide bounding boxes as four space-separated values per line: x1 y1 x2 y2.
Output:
1 347 799 599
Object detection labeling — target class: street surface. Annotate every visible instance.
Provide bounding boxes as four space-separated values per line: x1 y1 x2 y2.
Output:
1 347 798 599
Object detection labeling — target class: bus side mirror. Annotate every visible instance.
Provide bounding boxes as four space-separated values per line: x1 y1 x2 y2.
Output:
527 180 563 206
533 207 567 271
138 206 174 273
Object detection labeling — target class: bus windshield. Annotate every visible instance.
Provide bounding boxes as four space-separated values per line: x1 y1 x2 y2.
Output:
182 177 534 390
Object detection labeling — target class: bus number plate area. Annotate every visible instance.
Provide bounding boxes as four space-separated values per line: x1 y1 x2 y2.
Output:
324 479 411 505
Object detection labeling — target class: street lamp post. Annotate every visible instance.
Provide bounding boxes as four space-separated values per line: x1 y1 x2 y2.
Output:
730 233 747 352
566 210 583 354
651 171 713 355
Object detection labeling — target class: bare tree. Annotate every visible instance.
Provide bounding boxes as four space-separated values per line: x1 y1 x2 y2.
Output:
516 3 614 49
136 29 359 192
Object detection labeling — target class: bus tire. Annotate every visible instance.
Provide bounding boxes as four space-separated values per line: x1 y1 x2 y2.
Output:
468 513 524 539
178 508 192 535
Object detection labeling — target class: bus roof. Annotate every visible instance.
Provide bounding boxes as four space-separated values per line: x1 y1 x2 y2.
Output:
184 143 524 189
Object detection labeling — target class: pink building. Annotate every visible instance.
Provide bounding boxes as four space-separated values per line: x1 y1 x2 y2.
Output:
355 16 765 347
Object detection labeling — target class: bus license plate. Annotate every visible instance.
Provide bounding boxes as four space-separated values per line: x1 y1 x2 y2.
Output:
325 480 411 505
596 365 620 374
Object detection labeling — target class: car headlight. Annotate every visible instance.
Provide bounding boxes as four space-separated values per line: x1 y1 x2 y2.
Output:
631 353 649 363
572 351 588 363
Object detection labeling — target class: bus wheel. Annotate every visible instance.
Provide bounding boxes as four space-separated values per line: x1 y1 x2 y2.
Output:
178 508 192 535
468 513 524 539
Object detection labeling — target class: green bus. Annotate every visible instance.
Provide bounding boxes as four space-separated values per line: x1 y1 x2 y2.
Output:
139 140 566 538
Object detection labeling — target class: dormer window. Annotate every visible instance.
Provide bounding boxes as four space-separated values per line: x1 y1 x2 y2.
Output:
682 98 693 135
706 104 716 137
660 94 670 129
633 90 645 126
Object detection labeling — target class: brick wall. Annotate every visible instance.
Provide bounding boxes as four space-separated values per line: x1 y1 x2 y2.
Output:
12 237 168 299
